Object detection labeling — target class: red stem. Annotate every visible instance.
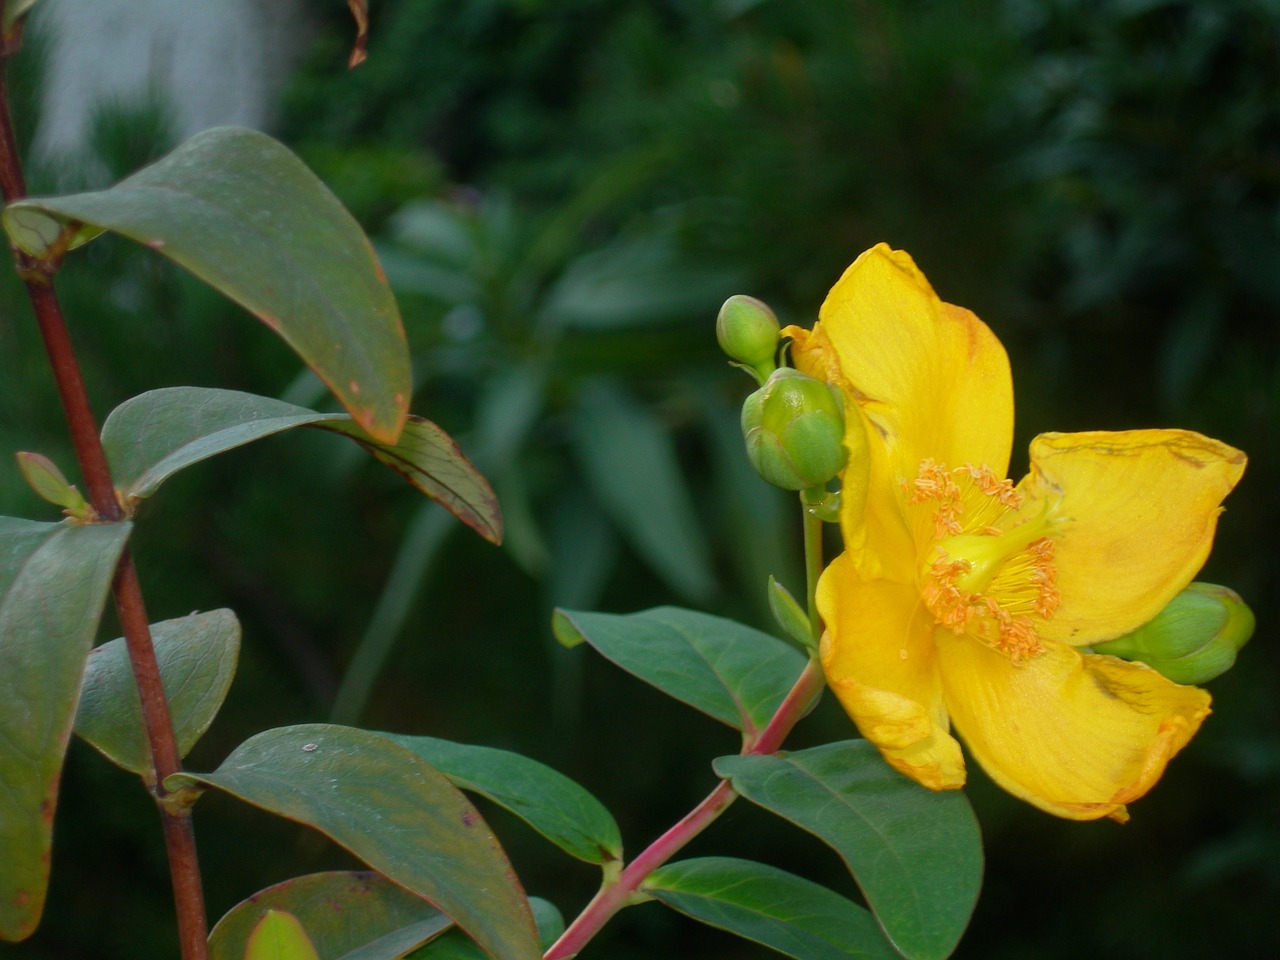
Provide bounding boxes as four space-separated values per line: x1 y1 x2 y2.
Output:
0 28 209 960
543 660 827 960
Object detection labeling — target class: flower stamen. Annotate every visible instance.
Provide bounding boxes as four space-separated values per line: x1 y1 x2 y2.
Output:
911 459 1061 664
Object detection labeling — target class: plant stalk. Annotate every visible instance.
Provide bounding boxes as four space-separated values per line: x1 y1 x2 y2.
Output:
544 489 830 959
542 660 825 960
0 36 210 960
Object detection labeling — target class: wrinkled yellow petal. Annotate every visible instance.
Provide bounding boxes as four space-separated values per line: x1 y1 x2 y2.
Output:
817 554 964 789
1021 429 1246 646
935 633 1211 821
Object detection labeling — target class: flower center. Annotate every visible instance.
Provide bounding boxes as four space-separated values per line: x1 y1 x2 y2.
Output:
906 460 1061 663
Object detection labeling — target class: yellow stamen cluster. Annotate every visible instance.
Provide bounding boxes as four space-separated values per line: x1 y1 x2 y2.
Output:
909 460 1061 664
906 459 1022 540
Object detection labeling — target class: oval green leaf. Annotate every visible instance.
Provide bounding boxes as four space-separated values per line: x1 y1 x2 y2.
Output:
167 724 540 960
551 606 805 737
714 741 983 960
74 609 240 776
645 857 899 960
246 911 322 960
571 380 716 603
0 517 131 941
384 734 622 865
2 127 409 442
210 871 452 960
101 387 500 543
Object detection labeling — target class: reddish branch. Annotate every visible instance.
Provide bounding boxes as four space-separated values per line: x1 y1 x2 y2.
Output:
543 661 827 959
0 26 209 960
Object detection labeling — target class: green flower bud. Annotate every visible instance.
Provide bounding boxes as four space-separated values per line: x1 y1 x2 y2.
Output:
717 294 780 382
1091 582 1255 685
742 368 847 490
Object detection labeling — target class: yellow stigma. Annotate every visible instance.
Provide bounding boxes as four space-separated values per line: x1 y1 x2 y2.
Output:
907 460 1061 663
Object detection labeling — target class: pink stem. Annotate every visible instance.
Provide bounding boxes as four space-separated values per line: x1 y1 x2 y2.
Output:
543 659 826 959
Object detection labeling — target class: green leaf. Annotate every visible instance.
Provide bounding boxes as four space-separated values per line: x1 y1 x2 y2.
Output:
2 127 409 443
407 900 564 959
14 452 88 515
74 609 240 775
714 741 982 960
319 418 501 544
167 724 540 960
209 871 452 960
245 911 322 960
0 517 131 941
101 387 501 543
645 857 899 960
384 734 622 865
572 380 716 603
767 576 816 653
551 606 805 737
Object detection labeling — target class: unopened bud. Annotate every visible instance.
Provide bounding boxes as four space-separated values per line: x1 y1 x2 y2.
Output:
1092 582 1254 685
717 295 780 382
742 368 846 490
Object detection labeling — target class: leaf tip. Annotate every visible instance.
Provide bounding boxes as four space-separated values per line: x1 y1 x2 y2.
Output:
552 610 586 649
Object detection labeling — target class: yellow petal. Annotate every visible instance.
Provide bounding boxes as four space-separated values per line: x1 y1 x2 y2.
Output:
799 244 1015 483
1022 429 1246 645
788 245 1014 580
935 632 1211 820
817 553 965 789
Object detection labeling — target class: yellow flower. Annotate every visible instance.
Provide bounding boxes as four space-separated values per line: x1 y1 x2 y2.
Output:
785 244 1246 821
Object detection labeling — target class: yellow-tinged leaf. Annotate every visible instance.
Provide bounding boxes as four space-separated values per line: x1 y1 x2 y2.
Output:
245 911 320 960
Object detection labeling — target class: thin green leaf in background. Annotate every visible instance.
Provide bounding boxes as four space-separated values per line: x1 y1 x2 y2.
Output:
572 379 716 604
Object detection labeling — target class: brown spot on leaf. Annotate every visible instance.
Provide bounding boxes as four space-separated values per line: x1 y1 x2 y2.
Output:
349 380 362 396
461 810 477 828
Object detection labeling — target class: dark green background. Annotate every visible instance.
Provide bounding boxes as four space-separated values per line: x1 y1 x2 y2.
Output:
1 1 1275 958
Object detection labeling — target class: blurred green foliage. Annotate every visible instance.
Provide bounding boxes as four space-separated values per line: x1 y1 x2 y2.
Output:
2 0 1276 957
